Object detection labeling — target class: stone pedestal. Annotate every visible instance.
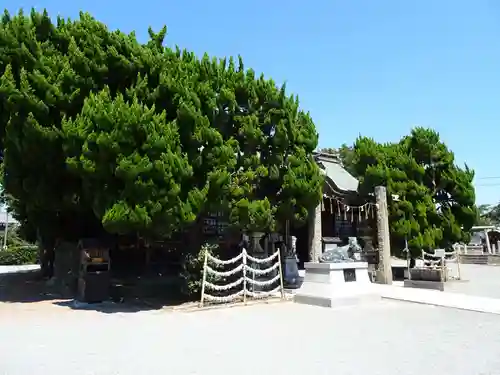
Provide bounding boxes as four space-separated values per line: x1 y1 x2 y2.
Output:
294 262 380 308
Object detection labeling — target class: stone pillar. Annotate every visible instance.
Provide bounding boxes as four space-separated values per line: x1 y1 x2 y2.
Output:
375 186 392 284
309 201 323 262
484 229 492 254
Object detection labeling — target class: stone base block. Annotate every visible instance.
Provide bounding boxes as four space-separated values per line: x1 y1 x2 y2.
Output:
294 283 381 308
404 279 444 291
294 262 380 308
302 261 372 284
410 268 443 282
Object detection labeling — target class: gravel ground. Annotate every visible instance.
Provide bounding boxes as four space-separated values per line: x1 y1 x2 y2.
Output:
445 264 500 299
2 263 500 375
1 300 500 375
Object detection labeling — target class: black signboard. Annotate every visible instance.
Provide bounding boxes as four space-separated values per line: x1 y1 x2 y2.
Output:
343 268 356 282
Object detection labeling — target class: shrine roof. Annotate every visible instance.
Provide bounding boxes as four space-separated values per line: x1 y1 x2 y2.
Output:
313 152 359 193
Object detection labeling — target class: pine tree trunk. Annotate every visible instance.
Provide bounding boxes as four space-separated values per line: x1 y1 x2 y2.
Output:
39 246 55 278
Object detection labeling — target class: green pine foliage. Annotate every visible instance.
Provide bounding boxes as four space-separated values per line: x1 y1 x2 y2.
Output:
0 9 323 246
477 203 500 226
351 127 476 257
62 88 202 238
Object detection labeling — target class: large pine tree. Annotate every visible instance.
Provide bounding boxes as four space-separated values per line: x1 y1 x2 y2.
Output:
0 9 323 261
351 127 476 257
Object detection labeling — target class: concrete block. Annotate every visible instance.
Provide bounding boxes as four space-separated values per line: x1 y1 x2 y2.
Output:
410 268 442 282
404 279 444 291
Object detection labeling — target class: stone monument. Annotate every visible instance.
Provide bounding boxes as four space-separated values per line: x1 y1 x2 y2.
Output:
294 237 379 308
319 237 362 263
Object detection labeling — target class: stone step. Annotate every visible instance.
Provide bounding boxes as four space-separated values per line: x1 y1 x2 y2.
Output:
459 255 488 265
377 285 500 315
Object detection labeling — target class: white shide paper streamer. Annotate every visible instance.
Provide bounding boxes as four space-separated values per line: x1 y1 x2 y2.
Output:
201 248 284 305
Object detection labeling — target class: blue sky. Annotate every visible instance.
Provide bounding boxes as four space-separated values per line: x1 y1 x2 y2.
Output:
5 0 500 204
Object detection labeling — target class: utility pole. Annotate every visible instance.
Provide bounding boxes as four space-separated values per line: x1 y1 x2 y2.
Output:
375 186 392 284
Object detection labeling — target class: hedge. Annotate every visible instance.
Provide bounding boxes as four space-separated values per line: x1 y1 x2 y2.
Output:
0 245 39 265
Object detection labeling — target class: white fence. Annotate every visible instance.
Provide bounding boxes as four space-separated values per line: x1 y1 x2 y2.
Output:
421 248 461 281
454 243 500 255
200 248 285 307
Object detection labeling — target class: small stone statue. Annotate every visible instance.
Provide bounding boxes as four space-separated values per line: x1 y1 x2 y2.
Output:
319 237 362 263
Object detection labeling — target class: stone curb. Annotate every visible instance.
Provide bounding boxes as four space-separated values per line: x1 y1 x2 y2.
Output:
378 287 500 315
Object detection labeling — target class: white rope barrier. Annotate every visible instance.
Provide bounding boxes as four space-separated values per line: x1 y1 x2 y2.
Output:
246 286 282 299
420 248 461 281
204 277 244 291
246 251 279 264
207 251 244 265
203 290 245 303
205 263 244 277
246 262 280 275
200 248 285 307
246 273 281 286
422 250 456 257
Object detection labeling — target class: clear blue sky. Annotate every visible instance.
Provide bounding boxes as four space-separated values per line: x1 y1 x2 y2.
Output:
5 0 500 204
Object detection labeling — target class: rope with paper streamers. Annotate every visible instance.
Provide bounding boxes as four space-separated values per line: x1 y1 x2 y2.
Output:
321 194 377 222
200 248 285 306
421 248 461 281
422 249 458 263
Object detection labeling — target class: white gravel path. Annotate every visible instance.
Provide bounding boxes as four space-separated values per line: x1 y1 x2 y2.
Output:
3 263 500 374
1 300 500 375
445 264 500 299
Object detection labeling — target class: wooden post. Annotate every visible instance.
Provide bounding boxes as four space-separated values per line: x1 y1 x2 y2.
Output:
485 229 492 254
405 238 410 280
199 250 208 308
277 248 285 300
242 249 247 304
375 186 392 284
441 254 445 282
456 248 462 280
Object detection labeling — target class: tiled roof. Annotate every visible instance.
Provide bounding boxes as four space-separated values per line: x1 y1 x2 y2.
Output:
314 152 359 192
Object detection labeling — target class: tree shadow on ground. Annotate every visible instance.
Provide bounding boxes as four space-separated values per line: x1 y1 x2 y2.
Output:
0 270 194 313
51 298 165 314
0 270 61 303
51 292 194 314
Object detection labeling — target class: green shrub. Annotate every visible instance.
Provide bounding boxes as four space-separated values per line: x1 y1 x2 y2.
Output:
0 245 39 265
180 243 221 299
